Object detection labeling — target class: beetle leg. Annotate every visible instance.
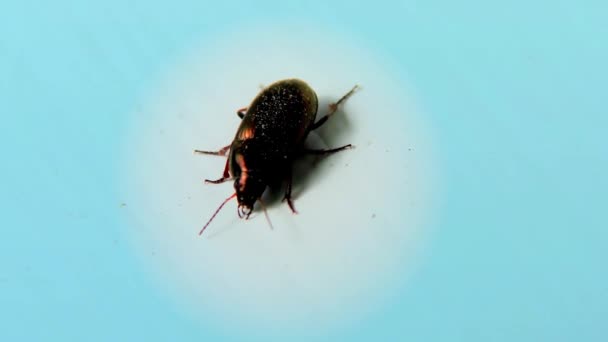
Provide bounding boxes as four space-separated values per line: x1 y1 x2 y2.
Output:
311 85 359 130
282 168 298 214
194 145 231 156
204 158 232 184
304 144 353 155
237 107 247 119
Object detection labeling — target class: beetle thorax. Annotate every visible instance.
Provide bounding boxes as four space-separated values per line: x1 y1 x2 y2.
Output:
232 153 266 218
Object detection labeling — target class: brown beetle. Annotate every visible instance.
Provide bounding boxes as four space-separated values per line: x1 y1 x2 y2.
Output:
195 79 358 234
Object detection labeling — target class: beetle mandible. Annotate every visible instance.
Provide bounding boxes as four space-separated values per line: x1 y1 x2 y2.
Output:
195 78 358 235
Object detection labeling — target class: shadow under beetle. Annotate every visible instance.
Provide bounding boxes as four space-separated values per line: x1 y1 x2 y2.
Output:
195 78 358 235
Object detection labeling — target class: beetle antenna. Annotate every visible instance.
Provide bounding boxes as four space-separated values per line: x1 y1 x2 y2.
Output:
258 198 274 230
199 193 237 236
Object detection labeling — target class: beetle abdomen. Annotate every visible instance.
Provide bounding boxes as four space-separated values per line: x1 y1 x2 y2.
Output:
247 79 318 146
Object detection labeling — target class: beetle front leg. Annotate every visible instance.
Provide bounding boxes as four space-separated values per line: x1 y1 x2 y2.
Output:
194 145 231 156
311 85 359 130
282 168 298 214
205 158 232 184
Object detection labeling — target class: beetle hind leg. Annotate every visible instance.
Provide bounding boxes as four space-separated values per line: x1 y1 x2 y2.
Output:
282 168 298 214
311 85 359 130
304 144 353 155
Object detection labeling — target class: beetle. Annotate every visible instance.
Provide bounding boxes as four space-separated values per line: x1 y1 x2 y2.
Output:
195 78 358 235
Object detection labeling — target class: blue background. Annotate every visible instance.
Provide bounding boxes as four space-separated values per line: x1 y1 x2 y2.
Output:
1 1 606 341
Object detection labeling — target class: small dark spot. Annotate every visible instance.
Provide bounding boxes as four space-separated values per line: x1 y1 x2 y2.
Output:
372 213 376 218
385 148 390 152
120 203 127 208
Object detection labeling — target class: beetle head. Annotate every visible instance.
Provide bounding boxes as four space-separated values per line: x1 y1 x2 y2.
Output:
234 174 265 219
199 175 272 235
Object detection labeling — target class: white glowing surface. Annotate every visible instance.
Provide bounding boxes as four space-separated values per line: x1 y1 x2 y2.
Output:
121 28 437 336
